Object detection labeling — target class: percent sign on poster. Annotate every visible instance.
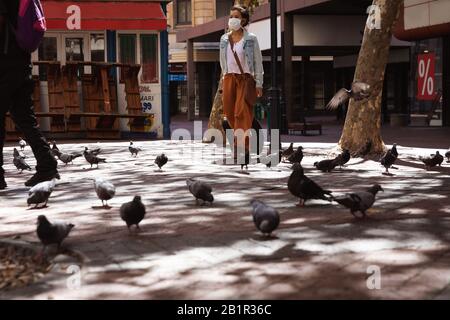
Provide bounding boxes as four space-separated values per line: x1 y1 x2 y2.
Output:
417 53 436 100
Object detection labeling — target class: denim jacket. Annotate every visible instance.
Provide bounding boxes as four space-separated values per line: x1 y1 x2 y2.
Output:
219 30 264 88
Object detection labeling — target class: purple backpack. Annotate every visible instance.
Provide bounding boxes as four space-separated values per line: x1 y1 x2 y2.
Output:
13 0 47 52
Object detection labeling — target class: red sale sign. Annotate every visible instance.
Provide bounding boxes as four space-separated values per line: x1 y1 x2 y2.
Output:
417 53 436 100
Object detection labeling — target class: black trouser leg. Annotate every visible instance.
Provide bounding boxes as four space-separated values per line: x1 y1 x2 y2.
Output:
8 66 57 173
222 117 264 155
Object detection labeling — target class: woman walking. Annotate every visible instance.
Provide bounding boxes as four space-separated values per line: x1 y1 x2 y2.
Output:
219 5 264 160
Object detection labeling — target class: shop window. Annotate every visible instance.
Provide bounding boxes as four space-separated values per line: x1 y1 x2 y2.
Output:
216 0 234 18
140 34 159 84
90 33 105 62
118 34 137 83
38 37 57 81
176 0 191 25
65 37 85 79
312 71 325 110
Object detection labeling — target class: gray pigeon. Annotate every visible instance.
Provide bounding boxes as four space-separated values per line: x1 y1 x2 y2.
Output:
19 137 26 150
314 158 339 172
36 215 74 252
333 184 383 218
250 200 280 236
326 81 371 109
420 151 444 170
120 196 146 232
281 143 294 160
129 141 142 157
93 177 116 207
50 141 60 158
13 148 31 173
155 153 168 170
287 163 333 206
287 146 303 164
27 179 56 208
186 178 214 205
84 147 106 168
13 147 26 159
55 149 82 165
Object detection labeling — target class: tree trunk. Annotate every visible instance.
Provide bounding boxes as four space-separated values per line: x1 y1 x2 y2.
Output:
338 0 403 156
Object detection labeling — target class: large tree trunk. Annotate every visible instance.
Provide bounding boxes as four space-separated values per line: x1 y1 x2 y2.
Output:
338 0 403 156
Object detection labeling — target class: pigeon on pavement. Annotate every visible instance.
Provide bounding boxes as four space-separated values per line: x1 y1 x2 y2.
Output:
314 159 339 172
129 141 142 157
155 153 168 170
333 184 383 218
84 147 106 168
420 151 444 170
380 143 398 174
13 147 26 159
93 177 116 207
50 141 60 158
250 200 280 236
281 143 294 160
288 163 333 206
326 81 371 110
120 196 146 232
445 149 450 163
13 149 31 173
186 178 214 205
36 215 74 252
19 137 26 150
27 179 56 208
55 150 82 165
287 146 303 164
334 149 350 168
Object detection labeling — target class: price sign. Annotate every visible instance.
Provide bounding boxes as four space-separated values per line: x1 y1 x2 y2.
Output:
417 53 436 100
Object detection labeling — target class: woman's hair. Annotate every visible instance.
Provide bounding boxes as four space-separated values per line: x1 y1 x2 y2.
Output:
231 5 250 27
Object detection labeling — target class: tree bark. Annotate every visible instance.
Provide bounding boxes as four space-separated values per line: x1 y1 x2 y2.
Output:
338 0 403 156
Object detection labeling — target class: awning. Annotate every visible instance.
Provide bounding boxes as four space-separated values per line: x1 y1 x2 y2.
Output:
42 1 167 31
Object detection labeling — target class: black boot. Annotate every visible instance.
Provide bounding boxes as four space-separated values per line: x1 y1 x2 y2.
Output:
25 170 60 187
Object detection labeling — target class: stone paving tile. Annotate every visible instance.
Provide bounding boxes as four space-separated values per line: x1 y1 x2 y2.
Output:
1 139 450 299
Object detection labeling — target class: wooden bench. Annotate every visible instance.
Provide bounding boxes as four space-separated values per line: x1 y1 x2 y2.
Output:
288 120 322 136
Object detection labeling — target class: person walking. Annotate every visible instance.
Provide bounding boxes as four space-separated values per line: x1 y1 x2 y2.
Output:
219 5 264 161
0 0 59 189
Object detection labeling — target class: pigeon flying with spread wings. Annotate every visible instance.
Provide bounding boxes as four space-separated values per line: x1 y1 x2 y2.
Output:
288 163 333 207
333 184 383 218
326 81 371 110
250 200 280 237
36 215 74 252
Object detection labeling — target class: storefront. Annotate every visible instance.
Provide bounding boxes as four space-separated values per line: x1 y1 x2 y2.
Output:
30 0 170 139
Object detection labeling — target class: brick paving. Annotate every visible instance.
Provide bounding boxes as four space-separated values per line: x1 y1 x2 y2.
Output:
1 127 450 299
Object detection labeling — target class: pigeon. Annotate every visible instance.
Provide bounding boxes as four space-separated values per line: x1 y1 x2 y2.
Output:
314 158 339 172
420 151 444 170
36 215 74 252
259 143 282 169
287 163 333 206
155 153 168 170
333 184 383 218
287 146 303 164
54 149 82 165
93 177 116 207
85 147 101 155
120 196 146 232
281 143 294 160
334 149 350 168
445 149 450 163
84 147 106 168
186 178 214 205
13 149 32 173
250 200 280 236
50 141 60 158
19 137 26 150
380 143 398 174
27 179 56 208
326 81 371 110
128 141 142 157
13 147 26 159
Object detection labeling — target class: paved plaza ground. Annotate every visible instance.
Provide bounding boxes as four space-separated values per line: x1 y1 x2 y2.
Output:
1 124 450 299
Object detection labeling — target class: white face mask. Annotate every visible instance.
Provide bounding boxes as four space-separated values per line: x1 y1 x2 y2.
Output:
228 18 242 31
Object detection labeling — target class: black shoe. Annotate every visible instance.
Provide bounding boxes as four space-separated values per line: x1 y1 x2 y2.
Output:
25 171 60 187
0 176 6 190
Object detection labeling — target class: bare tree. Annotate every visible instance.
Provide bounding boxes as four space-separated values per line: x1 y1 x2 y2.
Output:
338 0 403 156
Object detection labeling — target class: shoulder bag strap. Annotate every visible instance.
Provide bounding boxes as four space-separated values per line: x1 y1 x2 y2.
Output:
228 34 245 75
